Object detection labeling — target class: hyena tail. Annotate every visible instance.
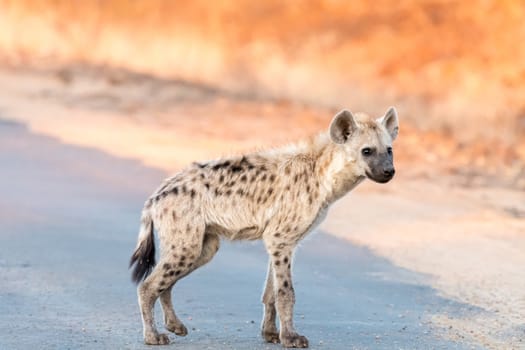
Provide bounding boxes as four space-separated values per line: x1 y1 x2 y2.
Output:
129 208 156 284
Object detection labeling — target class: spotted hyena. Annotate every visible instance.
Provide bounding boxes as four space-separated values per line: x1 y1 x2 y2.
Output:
130 107 399 347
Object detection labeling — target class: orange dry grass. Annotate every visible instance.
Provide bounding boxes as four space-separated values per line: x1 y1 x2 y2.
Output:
0 0 524 173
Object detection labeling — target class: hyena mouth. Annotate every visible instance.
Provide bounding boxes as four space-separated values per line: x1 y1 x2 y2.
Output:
365 171 393 184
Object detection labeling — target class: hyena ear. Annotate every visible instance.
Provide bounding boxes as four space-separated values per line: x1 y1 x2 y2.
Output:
378 107 399 140
329 109 358 144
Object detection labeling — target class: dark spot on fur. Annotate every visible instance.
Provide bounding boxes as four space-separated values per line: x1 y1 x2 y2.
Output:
225 189 232 196
278 288 285 296
175 270 181 276
284 257 289 263
190 189 196 198
182 185 187 194
180 255 186 261
283 280 289 288
269 174 276 182
163 263 171 270
230 165 243 172
274 233 281 238
178 261 185 267
236 189 244 196
219 175 224 183
261 174 267 181
212 161 231 171
186 224 191 232
204 183 210 190
275 260 281 266
160 280 165 286
288 263 291 269
268 188 273 196
173 187 179 195
158 288 165 293
240 156 253 168
294 174 299 183
306 185 311 192
182 247 187 252
169 270 175 276
215 188 222 196
273 251 281 257
285 185 290 191
227 181 235 187
200 173 205 179
188 263 193 267
240 175 247 182
171 244 175 249
195 162 207 168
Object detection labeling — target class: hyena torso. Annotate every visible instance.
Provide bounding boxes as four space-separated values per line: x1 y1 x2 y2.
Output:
151 153 331 243
130 108 399 348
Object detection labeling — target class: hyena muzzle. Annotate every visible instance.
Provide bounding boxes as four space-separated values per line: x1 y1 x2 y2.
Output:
129 107 399 347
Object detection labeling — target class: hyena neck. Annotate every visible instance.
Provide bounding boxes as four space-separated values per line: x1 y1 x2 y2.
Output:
312 133 365 203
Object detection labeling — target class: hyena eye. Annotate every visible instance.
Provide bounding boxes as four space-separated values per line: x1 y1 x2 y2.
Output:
361 147 372 156
387 147 393 155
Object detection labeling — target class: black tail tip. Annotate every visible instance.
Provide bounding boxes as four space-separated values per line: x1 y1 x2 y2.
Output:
129 254 156 284
129 235 156 284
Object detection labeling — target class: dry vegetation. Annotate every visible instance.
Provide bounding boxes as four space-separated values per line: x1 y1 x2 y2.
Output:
0 0 524 188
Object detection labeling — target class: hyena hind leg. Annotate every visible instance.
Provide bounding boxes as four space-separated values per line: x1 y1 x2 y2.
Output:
160 233 220 335
159 285 187 336
138 226 207 345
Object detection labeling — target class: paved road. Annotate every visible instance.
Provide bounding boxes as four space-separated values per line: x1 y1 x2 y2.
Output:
0 120 472 349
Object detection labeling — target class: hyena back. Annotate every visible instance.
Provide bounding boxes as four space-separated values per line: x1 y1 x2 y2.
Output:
130 107 399 347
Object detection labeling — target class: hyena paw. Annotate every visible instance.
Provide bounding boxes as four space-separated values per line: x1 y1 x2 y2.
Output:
166 321 188 336
281 333 309 348
144 332 170 345
262 329 280 343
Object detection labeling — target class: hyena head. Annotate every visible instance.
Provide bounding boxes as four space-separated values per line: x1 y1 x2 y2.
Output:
329 107 399 183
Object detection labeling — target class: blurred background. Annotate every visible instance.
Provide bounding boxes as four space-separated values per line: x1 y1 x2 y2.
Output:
1 2 524 348
0 0 524 188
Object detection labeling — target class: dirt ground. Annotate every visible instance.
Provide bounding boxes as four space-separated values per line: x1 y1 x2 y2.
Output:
0 66 524 349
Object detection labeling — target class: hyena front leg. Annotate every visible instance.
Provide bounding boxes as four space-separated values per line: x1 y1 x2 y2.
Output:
160 233 220 335
261 261 280 343
266 243 309 348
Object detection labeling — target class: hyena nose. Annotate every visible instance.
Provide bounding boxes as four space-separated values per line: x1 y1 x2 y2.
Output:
384 168 395 177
